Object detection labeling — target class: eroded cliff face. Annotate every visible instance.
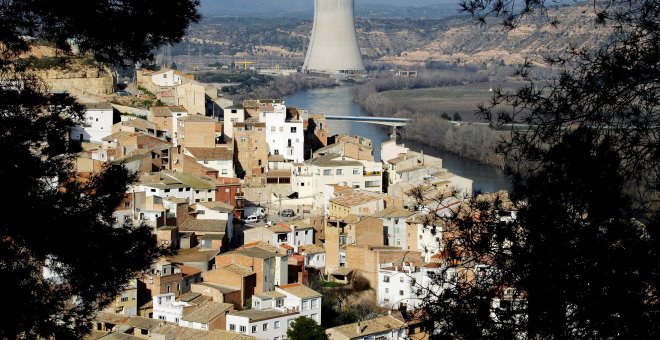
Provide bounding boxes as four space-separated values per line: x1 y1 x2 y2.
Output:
21 45 116 95
34 64 115 95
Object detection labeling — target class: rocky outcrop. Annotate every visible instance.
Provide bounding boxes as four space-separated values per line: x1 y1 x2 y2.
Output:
35 65 115 95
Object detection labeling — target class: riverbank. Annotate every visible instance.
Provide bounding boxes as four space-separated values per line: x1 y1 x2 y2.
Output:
352 74 515 168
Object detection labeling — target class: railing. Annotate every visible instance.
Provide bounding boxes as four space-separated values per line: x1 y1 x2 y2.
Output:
363 171 382 176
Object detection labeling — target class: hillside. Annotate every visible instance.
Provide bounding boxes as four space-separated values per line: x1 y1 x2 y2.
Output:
172 3 612 68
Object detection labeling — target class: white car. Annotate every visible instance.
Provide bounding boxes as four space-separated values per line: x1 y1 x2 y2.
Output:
245 215 260 224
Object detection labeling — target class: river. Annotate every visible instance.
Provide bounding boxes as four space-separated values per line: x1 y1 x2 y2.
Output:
284 85 512 194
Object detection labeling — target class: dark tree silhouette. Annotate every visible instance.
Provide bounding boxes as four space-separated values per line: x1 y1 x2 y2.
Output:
417 0 660 338
0 1 200 338
287 317 328 340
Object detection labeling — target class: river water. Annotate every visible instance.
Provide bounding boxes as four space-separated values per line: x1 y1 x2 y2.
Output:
284 85 512 194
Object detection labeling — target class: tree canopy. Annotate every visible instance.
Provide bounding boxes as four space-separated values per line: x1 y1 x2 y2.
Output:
287 317 328 340
0 0 200 338
418 0 660 338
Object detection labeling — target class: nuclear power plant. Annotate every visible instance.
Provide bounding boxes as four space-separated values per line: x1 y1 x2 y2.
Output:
302 0 365 75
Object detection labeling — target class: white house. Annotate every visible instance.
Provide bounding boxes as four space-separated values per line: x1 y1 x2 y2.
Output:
195 201 235 242
258 103 304 163
407 214 443 262
70 102 116 143
299 244 326 269
152 293 190 324
226 284 321 340
291 154 383 207
223 104 245 139
371 207 417 248
134 182 194 202
150 69 186 87
152 292 233 331
184 147 235 177
376 261 442 311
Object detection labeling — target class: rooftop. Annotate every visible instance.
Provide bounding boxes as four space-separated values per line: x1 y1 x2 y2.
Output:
127 316 162 330
327 315 405 338
179 115 216 122
309 153 363 167
277 283 322 299
171 248 219 263
229 309 287 322
371 206 417 219
179 219 227 233
182 301 233 324
150 324 257 340
299 244 325 255
217 264 254 277
185 147 233 161
330 192 382 207
84 102 114 110
194 282 240 294
197 200 234 213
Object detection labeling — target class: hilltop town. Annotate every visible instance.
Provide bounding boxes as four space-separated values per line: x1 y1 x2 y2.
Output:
62 66 511 340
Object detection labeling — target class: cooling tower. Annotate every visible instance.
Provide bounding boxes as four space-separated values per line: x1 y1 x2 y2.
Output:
302 0 365 75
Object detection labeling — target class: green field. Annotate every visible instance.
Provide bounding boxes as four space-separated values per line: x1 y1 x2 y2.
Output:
379 82 525 121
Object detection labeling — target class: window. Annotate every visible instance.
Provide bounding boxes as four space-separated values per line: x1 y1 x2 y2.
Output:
251 325 257 333
311 313 318 322
222 169 228 175
240 325 246 333
383 275 390 282
399 290 404 296
178 188 183 192
323 169 332 176
276 298 283 307
271 126 276 131
385 287 389 293
158 315 166 320
336 169 343 175
275 321 280 329
121 296 128 302
166 285 171 293
164 189 170 193
263 323 268 331
302 300 309 311
353 168 360 175
311 298 318 309
279 127 283 132
400 277 404 283
291 127 297 133
203 161 209 165
240 137 247 142
124 201 130 208
176 283 180 291
229 324 236 331
150 188 156 192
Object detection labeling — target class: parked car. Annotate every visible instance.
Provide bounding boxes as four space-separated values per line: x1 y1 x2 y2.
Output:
280 209 295 218
245 215 260 224
115 90 131 96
